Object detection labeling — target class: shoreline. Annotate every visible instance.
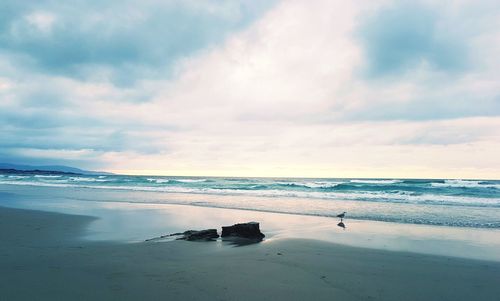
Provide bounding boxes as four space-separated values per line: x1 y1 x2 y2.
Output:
2 183 500 230
1 205 500 300
2 184 500 262
1 179 499 229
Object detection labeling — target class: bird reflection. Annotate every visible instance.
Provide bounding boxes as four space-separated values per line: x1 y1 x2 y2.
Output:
337 221 346 230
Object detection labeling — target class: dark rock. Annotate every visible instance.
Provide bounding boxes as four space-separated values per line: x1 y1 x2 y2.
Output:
221 222 265 239
177 229 219 241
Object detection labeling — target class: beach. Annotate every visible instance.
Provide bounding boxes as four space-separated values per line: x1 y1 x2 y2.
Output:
1 201 500 300
2 0 499 299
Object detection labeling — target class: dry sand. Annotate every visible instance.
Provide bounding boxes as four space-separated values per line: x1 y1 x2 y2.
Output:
1 206 499 301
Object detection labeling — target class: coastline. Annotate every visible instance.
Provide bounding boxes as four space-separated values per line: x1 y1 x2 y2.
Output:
1 205 500 300
2 184 500 262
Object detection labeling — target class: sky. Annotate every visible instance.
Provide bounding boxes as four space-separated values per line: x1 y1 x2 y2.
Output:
1 0 499 179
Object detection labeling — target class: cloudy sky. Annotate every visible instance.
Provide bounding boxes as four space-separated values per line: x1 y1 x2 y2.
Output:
1 0 499 179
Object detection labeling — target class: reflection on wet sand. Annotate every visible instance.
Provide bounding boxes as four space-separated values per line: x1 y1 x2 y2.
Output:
337 221 346 229
3 187 500 261
222 237 264 247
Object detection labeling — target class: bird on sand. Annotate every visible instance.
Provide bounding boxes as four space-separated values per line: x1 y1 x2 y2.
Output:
336 212 346 220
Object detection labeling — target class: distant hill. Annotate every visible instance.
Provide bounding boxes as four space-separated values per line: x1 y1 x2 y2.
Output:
0 168 80 176
0 163 112 175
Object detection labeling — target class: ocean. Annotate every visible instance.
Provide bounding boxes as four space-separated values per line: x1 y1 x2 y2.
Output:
1 173 499 229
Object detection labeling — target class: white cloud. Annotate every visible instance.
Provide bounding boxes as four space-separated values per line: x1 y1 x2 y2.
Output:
25 11 57 34
0 77 13 91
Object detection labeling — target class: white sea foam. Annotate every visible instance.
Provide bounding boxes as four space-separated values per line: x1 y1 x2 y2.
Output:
174 179 207 183
7 175 29 179
431 179 500 189
350 179 402 184
276 181 343 188
69 177 108 182
34 175 62 178
0 180 74 188
307 181 344 188
146 178 206 184
146 178 170 184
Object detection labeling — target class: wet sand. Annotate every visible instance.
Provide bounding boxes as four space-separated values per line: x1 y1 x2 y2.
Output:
2 184 500 262
1 206 499 300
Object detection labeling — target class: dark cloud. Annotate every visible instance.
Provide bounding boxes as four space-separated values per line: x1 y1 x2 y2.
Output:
0 0 275 84
0 124 170 156
0 153 95 169
358 2 468 77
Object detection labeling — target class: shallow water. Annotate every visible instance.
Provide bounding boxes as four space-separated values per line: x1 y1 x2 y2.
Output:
1 184 499 262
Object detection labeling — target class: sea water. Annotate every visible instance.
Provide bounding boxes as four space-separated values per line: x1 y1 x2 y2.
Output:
1 173 499 229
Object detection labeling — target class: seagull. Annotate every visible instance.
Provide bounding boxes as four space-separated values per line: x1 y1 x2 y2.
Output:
336 212 346 221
